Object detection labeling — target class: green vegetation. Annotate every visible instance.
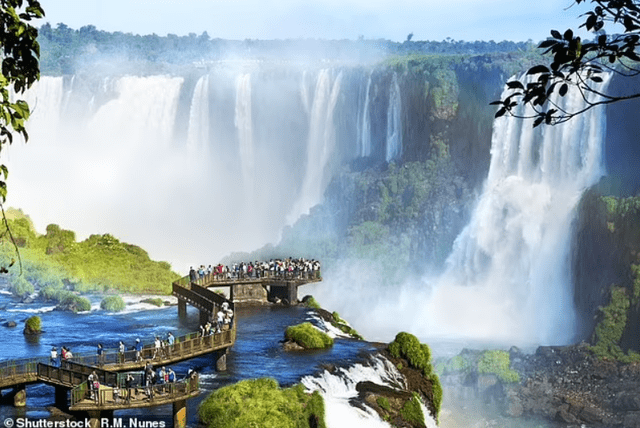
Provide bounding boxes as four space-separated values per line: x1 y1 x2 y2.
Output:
198 378 325 428
477 350 520 383
435 354 471 376
331 311 364 340
376 396 391 412
285 322 333 349
100 295 126 312
58 294 91 313
303 296 321 310
399 393 426 427
24 315 41 334
142 298 165 307
591 286 640 363
388 332 442 418
0 211 179 295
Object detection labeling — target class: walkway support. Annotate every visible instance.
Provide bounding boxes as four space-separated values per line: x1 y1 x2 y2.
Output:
13 384 26 407
178 299 187 319
173 399 187 428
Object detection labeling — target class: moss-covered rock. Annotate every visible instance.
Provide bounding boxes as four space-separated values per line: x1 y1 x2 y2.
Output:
198 378 325 428
141 297 164 307
57 294 91 312
100 295 126 312
23 315 41 335
387 332 442 421
284 322 333 350
477 350 520 383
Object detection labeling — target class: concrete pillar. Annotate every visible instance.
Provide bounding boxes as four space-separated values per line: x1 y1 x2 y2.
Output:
54 386 68 409
13 385 26 407
287 282 298 305
178 298 187 319
173 399 187 428
215 349 227 372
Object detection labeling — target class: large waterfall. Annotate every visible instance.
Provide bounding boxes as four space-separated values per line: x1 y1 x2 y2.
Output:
312 74 612 349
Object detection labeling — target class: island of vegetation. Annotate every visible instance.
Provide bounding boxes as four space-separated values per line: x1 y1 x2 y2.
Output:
0 209 179 309
284 322 333 350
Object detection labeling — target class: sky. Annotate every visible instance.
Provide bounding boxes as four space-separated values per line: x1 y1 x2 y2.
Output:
40 0 591 43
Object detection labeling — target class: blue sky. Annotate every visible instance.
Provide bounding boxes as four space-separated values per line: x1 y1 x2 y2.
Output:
40 0 591 42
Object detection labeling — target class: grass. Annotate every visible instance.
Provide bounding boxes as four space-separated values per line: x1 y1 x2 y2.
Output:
198 378 326 428
285 322 333 349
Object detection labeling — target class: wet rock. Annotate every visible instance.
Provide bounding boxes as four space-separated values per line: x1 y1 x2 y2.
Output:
623 411 640 428
4 320 16 327
615 391 640 411
282 340 305 351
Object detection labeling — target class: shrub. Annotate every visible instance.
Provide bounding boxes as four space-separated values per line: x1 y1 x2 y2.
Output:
399 393 425 427
24 315 41 333
388 332 441 418
59 294 91 312
198 378 326 428
478 350 520 383
141 297 164 307
10 276 35 298
376 396 391 411
100 295 126 312
285 322 333 349
304 296 321 310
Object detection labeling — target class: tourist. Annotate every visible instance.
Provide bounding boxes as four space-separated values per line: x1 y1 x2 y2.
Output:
153 336 161 359
125 373 134 403
119 341 126 363
167 332 174 355
97 343 104 366
216 309 224 333
168 368 176 383
135 338 143 362
87 371 95 400
50 346 58 367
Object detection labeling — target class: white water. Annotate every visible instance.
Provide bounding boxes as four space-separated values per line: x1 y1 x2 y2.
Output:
385 72 402 162
358 72 372 157
4 65 351 271
287 69 343 224
314 74 611 349
302 355 438 428
186 74 210 156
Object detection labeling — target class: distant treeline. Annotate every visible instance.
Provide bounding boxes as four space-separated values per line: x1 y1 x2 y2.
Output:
37 22 536 75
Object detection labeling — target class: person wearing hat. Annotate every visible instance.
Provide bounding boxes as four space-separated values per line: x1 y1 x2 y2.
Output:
135 338 143 362
50 346 58 367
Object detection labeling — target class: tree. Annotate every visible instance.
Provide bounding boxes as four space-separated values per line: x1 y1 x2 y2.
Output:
493 0 640 126
0 0 44 271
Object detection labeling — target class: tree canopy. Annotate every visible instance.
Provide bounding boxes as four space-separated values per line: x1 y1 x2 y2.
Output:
0 0 43 270
493 0 640 126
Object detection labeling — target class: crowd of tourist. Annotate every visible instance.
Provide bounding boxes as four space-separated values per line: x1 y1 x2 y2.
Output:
189 258 321 282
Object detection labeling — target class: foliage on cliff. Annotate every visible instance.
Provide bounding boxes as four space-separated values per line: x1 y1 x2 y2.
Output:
388 332 442 419
477 350 520 383
198 378 325 428
285 322 334 349
591 286 640 363
0 208 179 295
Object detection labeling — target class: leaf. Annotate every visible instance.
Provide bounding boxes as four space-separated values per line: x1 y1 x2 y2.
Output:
564 29 574 41
489 101 504 106
538 39 556 49
495 107 507 118
551 30 562 39
590 76 603 83
506 80 524 90
533 116 545 128
559 83 568 97
527 65 550 75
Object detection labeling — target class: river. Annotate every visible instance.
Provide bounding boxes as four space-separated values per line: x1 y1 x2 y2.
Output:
0 289 378 425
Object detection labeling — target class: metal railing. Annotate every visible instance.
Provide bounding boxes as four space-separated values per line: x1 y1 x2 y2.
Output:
71 373 200 407
178 268 322 287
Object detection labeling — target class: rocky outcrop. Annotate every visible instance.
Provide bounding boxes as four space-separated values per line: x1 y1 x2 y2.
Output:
441 343 640 427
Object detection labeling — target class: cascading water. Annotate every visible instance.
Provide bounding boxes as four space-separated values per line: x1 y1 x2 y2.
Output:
385 72 402 162
234 73 255 197
286 69 343 224
186 74 210 156
357 72 372 158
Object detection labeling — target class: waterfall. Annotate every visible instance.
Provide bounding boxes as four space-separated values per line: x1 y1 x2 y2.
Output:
358 73 372 157
186 74 210 155
301 355 438 428
422 74 612 345
385 72 402 162
235 73 255 196
286 69 343 224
